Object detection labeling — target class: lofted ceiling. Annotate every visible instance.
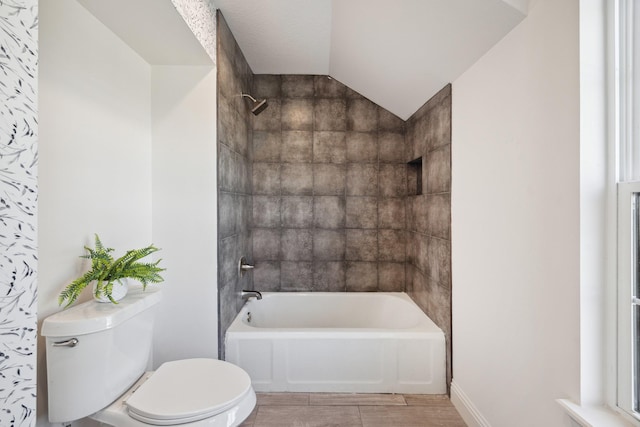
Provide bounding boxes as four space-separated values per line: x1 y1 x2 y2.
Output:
214 0 528 120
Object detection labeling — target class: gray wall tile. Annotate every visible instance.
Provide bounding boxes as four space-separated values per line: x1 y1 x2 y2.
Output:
313 164 346 196
219 192 240 238
347 98 378 132
426 144 451 194
416 233 429 273
346 262 378 291
217 13 255 358
406 196 417 232
346 197 377 229
379 164 407 197
281 196 313 228
281 229 313 261
346 229 378 261
313 196 346 228
314 99 347 131
346 86 365 99
218 94 248 155
253 162 281 195
281 163 313 195
252 98 281 131
379 229 406 262
427 96 452 151
253 74 281 98
378 198 405 229
281 131 313 163
253 131 281 162
378 262 406 291
378 131 406 163
282 98 314 131
282 75 314 98
406 232 417 265
219 285 240 343
220 235 240 289
253 261 281 291
409 195 429 232
217 46 239 100
346 132 377 163
253 196 281 228
346 164 378 196
313 229 346 260
218 143 235 192
427 237 451 287
253 228 281 260
315 75 347 98
427 194 451 240
313 131 346 163
378 108 405 131
313 261 346 291
281 261 313 290
428 281 451 333
403 88 451 388
407 116 428 162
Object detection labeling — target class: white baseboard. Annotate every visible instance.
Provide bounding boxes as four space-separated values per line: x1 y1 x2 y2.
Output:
450 380 492 427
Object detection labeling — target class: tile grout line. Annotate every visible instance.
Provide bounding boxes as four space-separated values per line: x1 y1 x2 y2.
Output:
357 405 365 427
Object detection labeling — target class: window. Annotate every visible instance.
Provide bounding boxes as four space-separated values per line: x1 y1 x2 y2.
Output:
616 0 640 421
618 182 640 419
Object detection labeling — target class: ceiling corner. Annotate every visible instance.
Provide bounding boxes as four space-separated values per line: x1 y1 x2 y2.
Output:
500 0 529 15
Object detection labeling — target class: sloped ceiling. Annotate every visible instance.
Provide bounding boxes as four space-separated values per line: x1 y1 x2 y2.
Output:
214 0 527 120
77 0 213 65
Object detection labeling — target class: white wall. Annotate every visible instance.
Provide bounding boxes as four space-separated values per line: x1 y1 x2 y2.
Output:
38 2 218 424
38 0 153 424
151 66 218 364
451 0 580 426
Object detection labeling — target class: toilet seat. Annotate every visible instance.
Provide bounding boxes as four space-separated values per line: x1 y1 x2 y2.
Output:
125 358 253 426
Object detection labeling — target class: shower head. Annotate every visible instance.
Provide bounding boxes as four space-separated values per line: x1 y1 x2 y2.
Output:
241 93 269 115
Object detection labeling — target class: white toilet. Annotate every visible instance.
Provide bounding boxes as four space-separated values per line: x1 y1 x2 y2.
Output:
41 287 256 427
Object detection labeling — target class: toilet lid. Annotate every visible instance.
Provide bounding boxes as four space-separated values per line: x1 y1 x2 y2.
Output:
125 358 252 425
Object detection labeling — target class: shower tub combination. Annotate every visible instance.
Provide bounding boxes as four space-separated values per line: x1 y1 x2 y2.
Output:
225 292 446 394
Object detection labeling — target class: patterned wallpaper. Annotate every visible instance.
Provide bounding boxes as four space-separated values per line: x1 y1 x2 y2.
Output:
0 1 38 426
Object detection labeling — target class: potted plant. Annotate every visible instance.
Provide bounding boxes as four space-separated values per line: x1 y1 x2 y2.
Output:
58 234 165 307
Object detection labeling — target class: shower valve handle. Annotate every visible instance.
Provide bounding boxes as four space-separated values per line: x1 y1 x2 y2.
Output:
238 257 254 276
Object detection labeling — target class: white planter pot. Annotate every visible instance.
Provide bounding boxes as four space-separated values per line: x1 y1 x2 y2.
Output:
92 279 129 303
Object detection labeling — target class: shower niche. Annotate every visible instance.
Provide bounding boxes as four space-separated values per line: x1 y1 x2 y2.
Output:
408 157 423 196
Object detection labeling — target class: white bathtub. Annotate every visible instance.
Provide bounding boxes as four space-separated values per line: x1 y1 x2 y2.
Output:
224 292 446 394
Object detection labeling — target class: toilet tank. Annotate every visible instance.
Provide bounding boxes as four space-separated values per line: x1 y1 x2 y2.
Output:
41 287 162 423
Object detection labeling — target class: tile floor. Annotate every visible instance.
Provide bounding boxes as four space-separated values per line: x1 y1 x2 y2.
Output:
239 393 467 427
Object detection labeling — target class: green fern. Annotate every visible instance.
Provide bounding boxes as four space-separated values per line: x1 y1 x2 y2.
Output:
58 234 165 307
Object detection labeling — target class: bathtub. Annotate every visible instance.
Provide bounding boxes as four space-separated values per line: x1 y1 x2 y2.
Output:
224 292 446 394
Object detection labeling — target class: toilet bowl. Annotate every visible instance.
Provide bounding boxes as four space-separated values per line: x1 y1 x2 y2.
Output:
41 288 256 427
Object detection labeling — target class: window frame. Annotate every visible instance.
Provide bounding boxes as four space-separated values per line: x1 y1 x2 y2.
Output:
616 0 640 421
617 182 640 420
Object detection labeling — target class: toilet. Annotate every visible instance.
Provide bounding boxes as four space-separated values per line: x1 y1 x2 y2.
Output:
41 287 256 427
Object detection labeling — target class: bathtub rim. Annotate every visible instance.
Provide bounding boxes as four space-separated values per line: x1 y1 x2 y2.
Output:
225 292 445 341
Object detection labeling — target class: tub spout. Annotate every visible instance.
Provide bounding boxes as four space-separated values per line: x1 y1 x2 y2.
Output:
241 290 262 300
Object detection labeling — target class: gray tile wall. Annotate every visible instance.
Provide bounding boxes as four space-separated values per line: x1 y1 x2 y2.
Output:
217 12 254 357
251 75 407 293
405 84 452 389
